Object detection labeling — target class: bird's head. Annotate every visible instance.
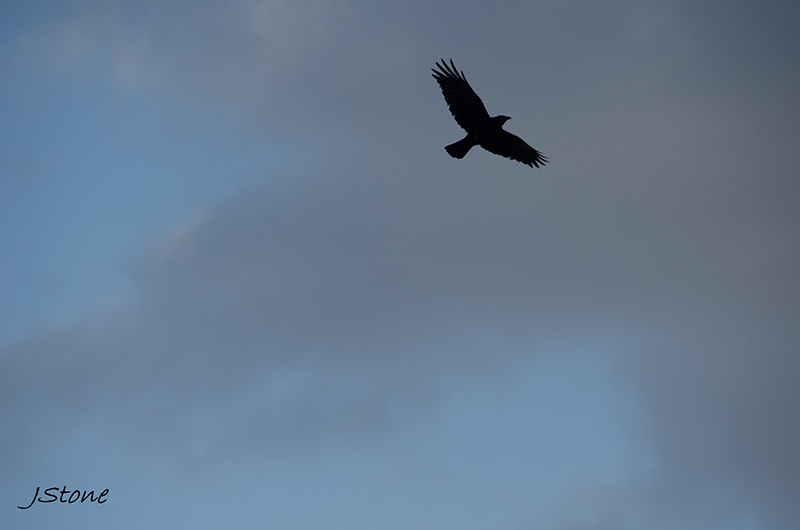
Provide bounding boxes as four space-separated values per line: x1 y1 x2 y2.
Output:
489 115 512 129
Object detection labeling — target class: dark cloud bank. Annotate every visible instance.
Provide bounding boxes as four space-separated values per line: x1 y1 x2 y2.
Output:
2 1 799 529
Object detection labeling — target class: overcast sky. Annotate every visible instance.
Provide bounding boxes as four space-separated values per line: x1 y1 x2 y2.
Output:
2 1 799 529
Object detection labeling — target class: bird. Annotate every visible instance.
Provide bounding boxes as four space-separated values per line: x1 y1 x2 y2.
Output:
432 59 548 168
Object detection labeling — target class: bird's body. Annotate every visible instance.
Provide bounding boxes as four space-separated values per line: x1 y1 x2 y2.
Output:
432 59 548 168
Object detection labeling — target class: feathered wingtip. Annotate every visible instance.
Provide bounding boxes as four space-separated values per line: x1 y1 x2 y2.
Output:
531 154 549 169
432 58 468 83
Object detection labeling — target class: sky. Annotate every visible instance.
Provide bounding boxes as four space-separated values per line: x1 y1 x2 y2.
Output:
1 1 799 529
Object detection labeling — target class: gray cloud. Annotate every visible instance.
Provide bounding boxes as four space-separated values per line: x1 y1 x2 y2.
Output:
2 1 799 528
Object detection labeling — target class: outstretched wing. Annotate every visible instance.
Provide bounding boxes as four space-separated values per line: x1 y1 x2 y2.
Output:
480 130 549 168
432 59 490 133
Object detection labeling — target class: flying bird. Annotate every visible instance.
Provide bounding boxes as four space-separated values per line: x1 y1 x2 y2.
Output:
432 59 548 168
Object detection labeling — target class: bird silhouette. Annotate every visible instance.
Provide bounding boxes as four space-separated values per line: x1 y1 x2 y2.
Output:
432 59 548 168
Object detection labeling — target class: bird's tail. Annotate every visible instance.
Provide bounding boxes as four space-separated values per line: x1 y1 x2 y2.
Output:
445 135 477 159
